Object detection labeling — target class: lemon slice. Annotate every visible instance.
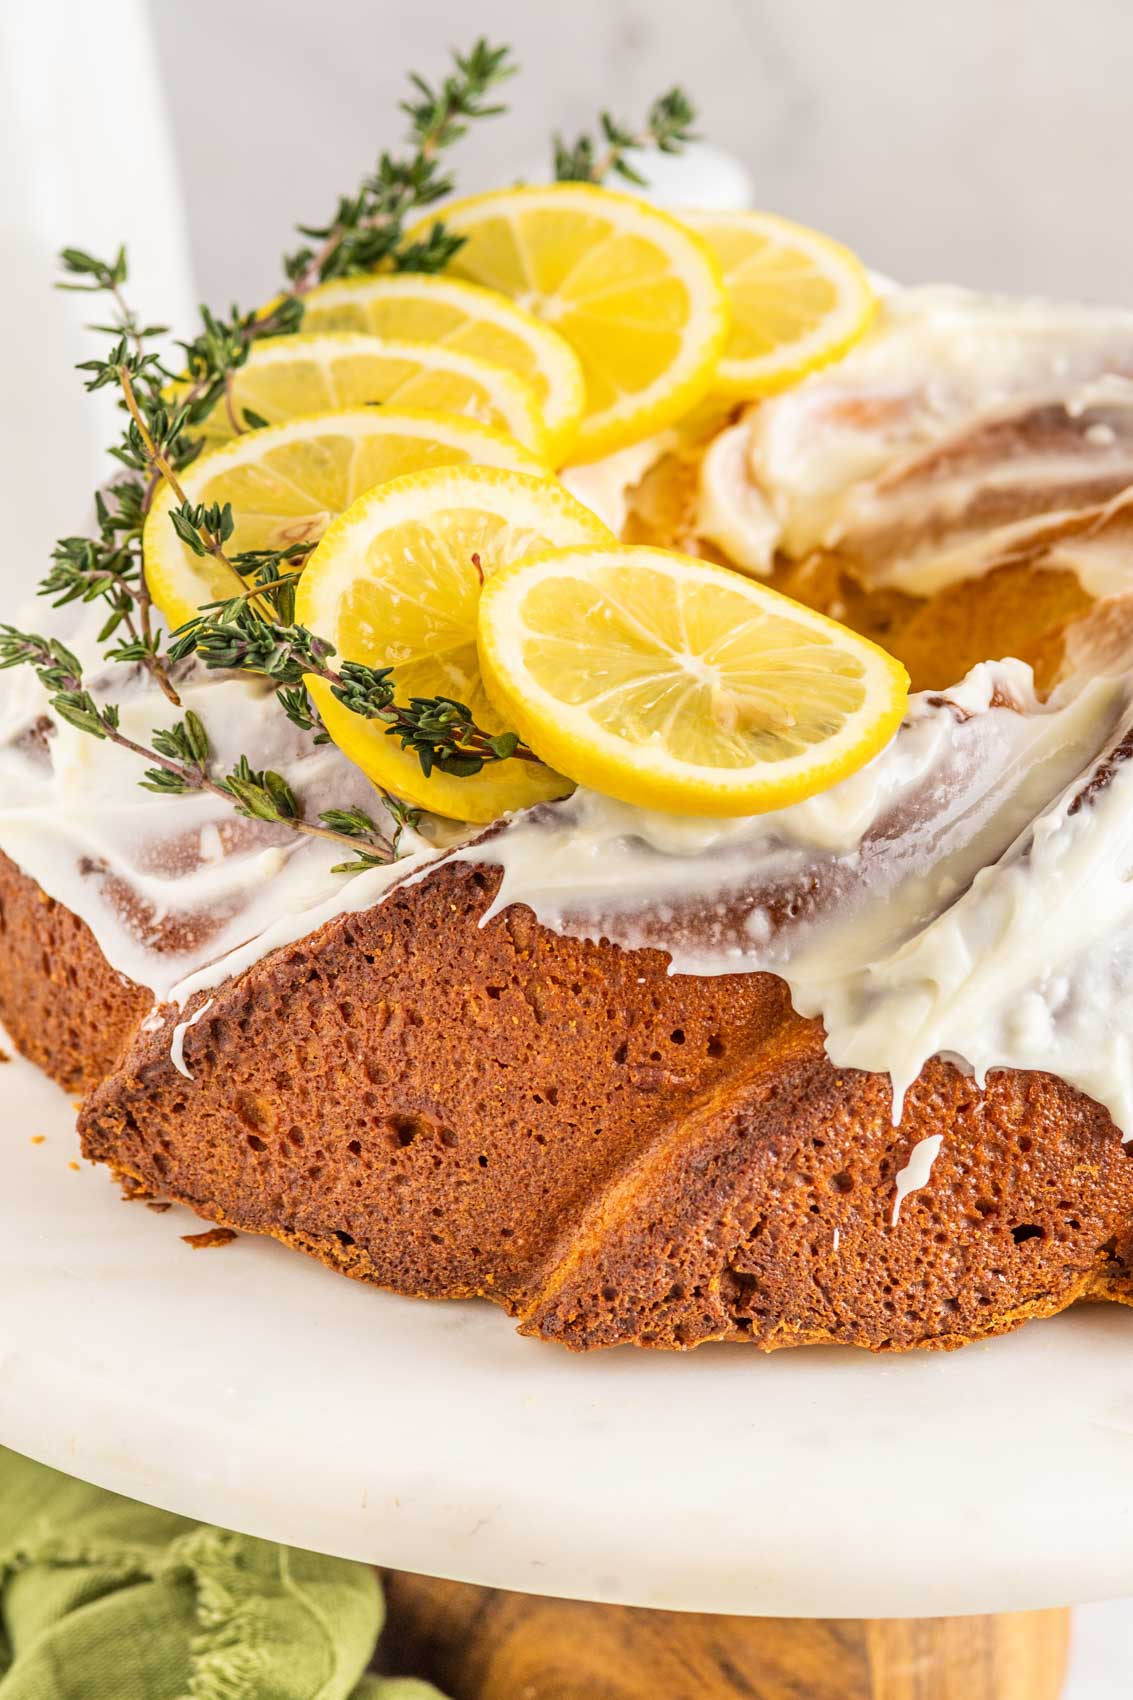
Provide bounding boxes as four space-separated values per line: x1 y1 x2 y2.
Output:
477 545 908 816
189 332 551 458
301 274 586 465
144 408 546 631
681 210 875 397
409 184 730 462
295 466 613 822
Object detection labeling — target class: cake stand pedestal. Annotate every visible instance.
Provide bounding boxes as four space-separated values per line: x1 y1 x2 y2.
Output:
380 1574 1070 1698
0 1046 1122 1697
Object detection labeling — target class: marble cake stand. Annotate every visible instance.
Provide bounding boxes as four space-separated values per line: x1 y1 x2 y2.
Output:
0 1043 1123 1696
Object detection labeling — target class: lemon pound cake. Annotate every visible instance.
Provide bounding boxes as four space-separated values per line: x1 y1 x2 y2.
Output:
6 622 1133 1351
6 49 1133 1352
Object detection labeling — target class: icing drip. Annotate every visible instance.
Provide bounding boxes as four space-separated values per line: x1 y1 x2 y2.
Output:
817 704 1133 1130
892 1135 944 1224
170 997 214 1079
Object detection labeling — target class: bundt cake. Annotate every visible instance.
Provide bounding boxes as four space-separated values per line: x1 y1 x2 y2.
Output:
6 273 1133 1353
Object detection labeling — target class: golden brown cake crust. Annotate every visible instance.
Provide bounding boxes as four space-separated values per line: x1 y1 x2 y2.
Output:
39 853 1132 1352
0 851 153 1094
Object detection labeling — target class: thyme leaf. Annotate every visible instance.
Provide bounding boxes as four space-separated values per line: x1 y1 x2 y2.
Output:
553 87 698 185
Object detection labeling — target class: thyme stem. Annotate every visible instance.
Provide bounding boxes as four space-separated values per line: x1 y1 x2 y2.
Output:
21 47 701 874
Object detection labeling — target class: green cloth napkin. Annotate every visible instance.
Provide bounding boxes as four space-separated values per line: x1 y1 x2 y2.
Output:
0 1447 445 1700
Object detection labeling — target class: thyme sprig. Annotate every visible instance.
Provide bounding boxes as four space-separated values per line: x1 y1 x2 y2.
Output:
45 484 171 693
157 536 530 779
168 602 534 780
553 88 698 186
54 258 526 837
42 37 519 745
285 39 516 289
17 46 700 880
0 627 407 865
56 244 170 363
60 36 515 463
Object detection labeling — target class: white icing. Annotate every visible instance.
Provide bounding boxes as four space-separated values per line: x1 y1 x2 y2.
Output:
560 433 675 535
816 708 1133 1132
170 997 214 1079
697 419 779 575
839 381 1133 599
762 287 1133 550
460 662 1117 945
892 1135 944 1225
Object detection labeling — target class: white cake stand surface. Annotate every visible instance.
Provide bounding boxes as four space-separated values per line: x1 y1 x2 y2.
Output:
1 1042 1130 1621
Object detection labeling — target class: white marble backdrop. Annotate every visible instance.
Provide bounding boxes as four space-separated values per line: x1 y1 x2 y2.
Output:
152 0 1131 306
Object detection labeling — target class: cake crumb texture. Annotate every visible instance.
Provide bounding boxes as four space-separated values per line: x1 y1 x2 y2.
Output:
0 852 152 1093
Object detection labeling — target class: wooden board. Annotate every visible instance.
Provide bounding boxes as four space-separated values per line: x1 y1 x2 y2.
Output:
380 1572 1070 1700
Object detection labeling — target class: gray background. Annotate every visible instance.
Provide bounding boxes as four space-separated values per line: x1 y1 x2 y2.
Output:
153 0 1131 307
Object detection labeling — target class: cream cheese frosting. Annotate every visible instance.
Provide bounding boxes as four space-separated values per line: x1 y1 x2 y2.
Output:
559 431 676 533
697 286 1133 595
